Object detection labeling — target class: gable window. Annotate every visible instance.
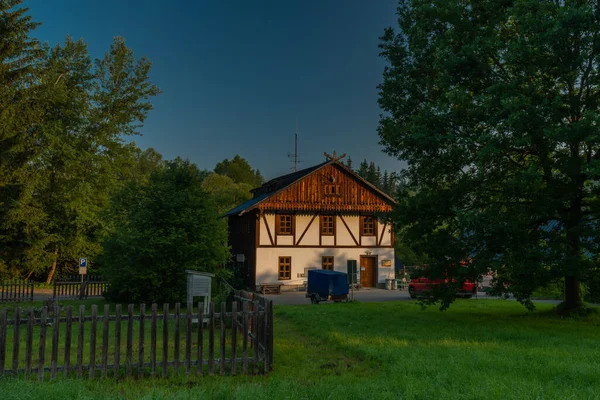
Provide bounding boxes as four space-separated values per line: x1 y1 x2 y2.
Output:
276 214 293 235
324 184 341 196
361 216 376 236
279 256 291 280
322 256 334 271
320 215 335 236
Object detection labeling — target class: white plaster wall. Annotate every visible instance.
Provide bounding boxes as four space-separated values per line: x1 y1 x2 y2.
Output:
259 214 275 245
379 223 392 246
255 247 395 286
336 216 359 245
361 236 377 247
297 215 319 246
321 236 334 246
277 235 293 245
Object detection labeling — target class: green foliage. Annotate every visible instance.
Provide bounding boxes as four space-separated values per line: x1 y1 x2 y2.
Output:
0 1 160 282
201 173 253 215
100 159 230 304
214 155 263 187
378 0 600 311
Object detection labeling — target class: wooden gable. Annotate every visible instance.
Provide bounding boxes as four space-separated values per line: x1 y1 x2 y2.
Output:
256 163 394 213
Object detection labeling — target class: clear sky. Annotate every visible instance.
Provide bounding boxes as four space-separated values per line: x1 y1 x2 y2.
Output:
25 0 403 180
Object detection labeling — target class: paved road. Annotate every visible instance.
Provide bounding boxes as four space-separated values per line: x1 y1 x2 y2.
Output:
263 288 584 306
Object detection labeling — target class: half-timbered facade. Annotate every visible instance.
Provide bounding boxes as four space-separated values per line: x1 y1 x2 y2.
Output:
225 159 396 291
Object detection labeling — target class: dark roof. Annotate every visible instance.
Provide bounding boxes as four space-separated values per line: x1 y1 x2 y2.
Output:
224 159 397 217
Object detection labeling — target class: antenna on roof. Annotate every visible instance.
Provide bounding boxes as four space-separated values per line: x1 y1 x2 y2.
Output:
287 118 303 171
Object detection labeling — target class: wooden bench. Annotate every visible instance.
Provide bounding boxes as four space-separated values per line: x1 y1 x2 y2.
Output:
260 283 283 295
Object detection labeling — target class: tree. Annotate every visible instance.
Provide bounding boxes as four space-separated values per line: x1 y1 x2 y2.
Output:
378 0 600 312
357 159 369 179
0 2 161 283
101 159 230 304
346 156 353 170
202 173 253 215
214 155 264 187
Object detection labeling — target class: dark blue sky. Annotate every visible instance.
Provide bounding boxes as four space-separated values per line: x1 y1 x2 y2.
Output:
26 0 402 179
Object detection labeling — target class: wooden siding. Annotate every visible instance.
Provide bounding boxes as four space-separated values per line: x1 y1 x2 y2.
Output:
256 164 393 213
228 211 258 289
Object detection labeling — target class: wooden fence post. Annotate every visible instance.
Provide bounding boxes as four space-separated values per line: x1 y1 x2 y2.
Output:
174 303 180 374
114 304 121 377
231 301 237 376
26 308 34 376
127 304 133 377
220 302 226 375
102 304 110 378
162 303 169 378
64 306 73 378
12 307 20 374
77 305 85 378
151 304 157 378
89 305 97 379
38 307 48 380
208 302 214 375
185 303 192 375
138 304 146 379
197 302 204 376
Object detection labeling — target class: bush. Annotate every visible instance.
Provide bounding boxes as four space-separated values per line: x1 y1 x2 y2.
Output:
100 159 230 304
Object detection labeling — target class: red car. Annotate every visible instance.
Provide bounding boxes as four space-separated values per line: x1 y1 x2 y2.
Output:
408 276 478 299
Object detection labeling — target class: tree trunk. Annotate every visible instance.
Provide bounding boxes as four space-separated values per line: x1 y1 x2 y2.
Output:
46 248 59 285
564 275 582 309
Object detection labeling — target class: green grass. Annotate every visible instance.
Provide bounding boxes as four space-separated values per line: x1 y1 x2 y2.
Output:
0 300 599 399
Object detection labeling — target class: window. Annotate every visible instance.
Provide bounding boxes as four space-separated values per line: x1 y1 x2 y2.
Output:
361 216 376 236
322 256 334 271
278 257 291 280
325 184 341 196
320 215 335 235
276 214 293 235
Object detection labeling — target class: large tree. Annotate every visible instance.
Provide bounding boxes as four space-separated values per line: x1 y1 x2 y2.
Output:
378 0 600 312
101 158 230 304
214 155 264 188
0 1 160 282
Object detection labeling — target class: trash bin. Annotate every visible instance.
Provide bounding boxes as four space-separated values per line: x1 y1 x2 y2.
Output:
391 279 398 290
385 279 393 290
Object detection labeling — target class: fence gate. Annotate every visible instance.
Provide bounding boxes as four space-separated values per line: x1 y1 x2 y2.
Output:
53 275 108 300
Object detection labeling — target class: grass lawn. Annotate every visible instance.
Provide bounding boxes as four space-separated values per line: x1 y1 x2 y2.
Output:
0 299 599 399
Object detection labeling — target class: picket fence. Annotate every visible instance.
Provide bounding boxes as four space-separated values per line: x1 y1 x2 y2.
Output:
0 294 273 379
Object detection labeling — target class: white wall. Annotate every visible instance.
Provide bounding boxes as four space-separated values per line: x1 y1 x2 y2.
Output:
255 247 395 287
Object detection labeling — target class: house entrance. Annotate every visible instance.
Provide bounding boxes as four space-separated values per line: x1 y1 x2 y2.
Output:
359 256 377 287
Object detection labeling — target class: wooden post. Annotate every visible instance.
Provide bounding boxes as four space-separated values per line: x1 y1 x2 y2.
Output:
64 306 73 378
101 304 109 378
231 301 237 375
51 306 60 378
26 308 34 376
151 304 157 377
126 304 133 377
208 302 214 375
114 304 121 377
89 305 98 379
38 307 48 380
263 300 269 373
253 300 259 374
242 301 248 375
220 302 226 375
185 303 192 375
0 308 8 375
162 303 169 378
12 307 20 374
138 304 146 379
174 303 180 374
197 302 203 376
268 300 274 371
77 305 85 378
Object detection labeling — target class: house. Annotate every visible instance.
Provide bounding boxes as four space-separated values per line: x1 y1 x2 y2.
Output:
225 154 397 291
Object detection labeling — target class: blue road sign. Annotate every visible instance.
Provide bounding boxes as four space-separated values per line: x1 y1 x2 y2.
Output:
79 258 87 268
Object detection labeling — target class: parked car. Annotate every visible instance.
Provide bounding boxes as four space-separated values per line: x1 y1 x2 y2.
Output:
408 274 478 299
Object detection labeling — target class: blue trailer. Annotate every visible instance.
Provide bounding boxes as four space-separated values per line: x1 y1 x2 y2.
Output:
305 269 350 304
